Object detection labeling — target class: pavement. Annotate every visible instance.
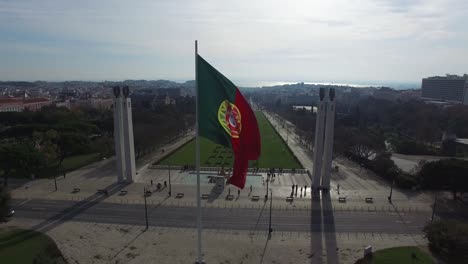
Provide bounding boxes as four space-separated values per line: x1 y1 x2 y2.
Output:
7 112 466 263
11 198 430 234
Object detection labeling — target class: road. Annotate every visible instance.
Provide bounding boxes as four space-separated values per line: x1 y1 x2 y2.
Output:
13 198 429 234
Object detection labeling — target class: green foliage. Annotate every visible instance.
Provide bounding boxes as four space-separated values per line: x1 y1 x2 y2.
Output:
424 220 468 263
159 112 302 169
355 246 434 264
392 140 438 156
418 159 468 198
0 186 11 221
0 228 66 264
369 152 399 180
0 107 112 179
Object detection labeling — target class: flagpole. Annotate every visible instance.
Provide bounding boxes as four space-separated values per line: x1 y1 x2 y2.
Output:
195 40 204 264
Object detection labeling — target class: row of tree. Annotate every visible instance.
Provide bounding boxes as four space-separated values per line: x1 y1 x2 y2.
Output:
0 106 114 186
131 95 195 160
265 96 468 196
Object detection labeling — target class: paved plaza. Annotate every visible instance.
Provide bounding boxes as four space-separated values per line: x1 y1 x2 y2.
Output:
8 110 465 263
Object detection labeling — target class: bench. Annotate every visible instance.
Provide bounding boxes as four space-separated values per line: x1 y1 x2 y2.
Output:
119 190 128 196
176 193 184 199
338 197 347 203
286 196 294 202
365 197 373 203
251 195 260 201
201 194 210 199
72 188 80 193
226 194 234 200
97 189 108 195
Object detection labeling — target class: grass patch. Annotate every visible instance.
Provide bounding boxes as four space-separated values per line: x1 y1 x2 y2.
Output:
159 111 302 169
356 246 434 264
61 153 101 171
1 153 101 179
0 228 66 264
39 153 101 177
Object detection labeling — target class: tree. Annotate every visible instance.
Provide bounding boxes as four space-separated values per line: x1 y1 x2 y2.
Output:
0 185 11 221
419 159 468 199
55 132 90 176
0 144 26 186
334 127 385 163
424 220 468 263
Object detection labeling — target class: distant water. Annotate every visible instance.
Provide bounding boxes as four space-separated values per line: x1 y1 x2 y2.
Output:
236 80 419 90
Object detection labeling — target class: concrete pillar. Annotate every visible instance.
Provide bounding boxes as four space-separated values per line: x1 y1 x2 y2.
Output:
122 96 136 182
321 88 336 190
312 88 328 189
113 87 126 183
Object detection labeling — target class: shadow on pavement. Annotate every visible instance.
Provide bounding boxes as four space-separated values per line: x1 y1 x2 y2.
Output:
250 201 268 239
310 194 323 264
0 181 129 250
207 183 223 203
259 232 272 264
322 193 339 264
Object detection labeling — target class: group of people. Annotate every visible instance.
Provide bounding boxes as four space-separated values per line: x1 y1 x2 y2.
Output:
291 184 307 198
150 179 167 190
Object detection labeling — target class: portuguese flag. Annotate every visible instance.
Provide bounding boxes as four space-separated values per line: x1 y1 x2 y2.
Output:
197 55 261 189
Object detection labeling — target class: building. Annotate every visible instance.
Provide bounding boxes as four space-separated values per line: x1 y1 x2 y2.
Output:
0 98 23 112
90 98 113 110
152 95 175 107
23 98 53 111
0 97 52 112
421 75 468 105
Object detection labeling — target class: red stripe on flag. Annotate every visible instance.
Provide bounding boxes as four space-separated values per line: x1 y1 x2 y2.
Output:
227 89 261 189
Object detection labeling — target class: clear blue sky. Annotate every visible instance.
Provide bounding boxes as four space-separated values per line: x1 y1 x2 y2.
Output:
1 0 467 83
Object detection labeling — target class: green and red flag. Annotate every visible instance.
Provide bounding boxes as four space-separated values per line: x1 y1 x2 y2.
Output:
197 55 261 189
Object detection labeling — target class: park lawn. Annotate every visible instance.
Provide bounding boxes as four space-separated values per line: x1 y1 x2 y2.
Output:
36 153 101 178
159 112 302 169
61 153 101 171
0 228 66 264
357 246 435 264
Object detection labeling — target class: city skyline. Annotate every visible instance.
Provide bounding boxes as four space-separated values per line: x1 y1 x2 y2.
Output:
1 0 468 83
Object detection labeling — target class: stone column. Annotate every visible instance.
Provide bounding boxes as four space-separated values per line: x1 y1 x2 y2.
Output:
113 87 126 183
312 88 328 190
321 88 336 190
122 86 136 182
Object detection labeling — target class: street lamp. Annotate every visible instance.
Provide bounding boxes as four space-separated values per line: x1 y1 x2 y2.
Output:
268 189 273 236
168 165 172 197
431 192 438 223
143 187 149 229
388 176 395 203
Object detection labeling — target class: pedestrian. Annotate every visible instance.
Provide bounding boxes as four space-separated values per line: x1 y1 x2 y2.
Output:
250 185 252 192
292 184 294 192
300 187 303 195
151 180 153 186
164 181 167 188
238 189 240 196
